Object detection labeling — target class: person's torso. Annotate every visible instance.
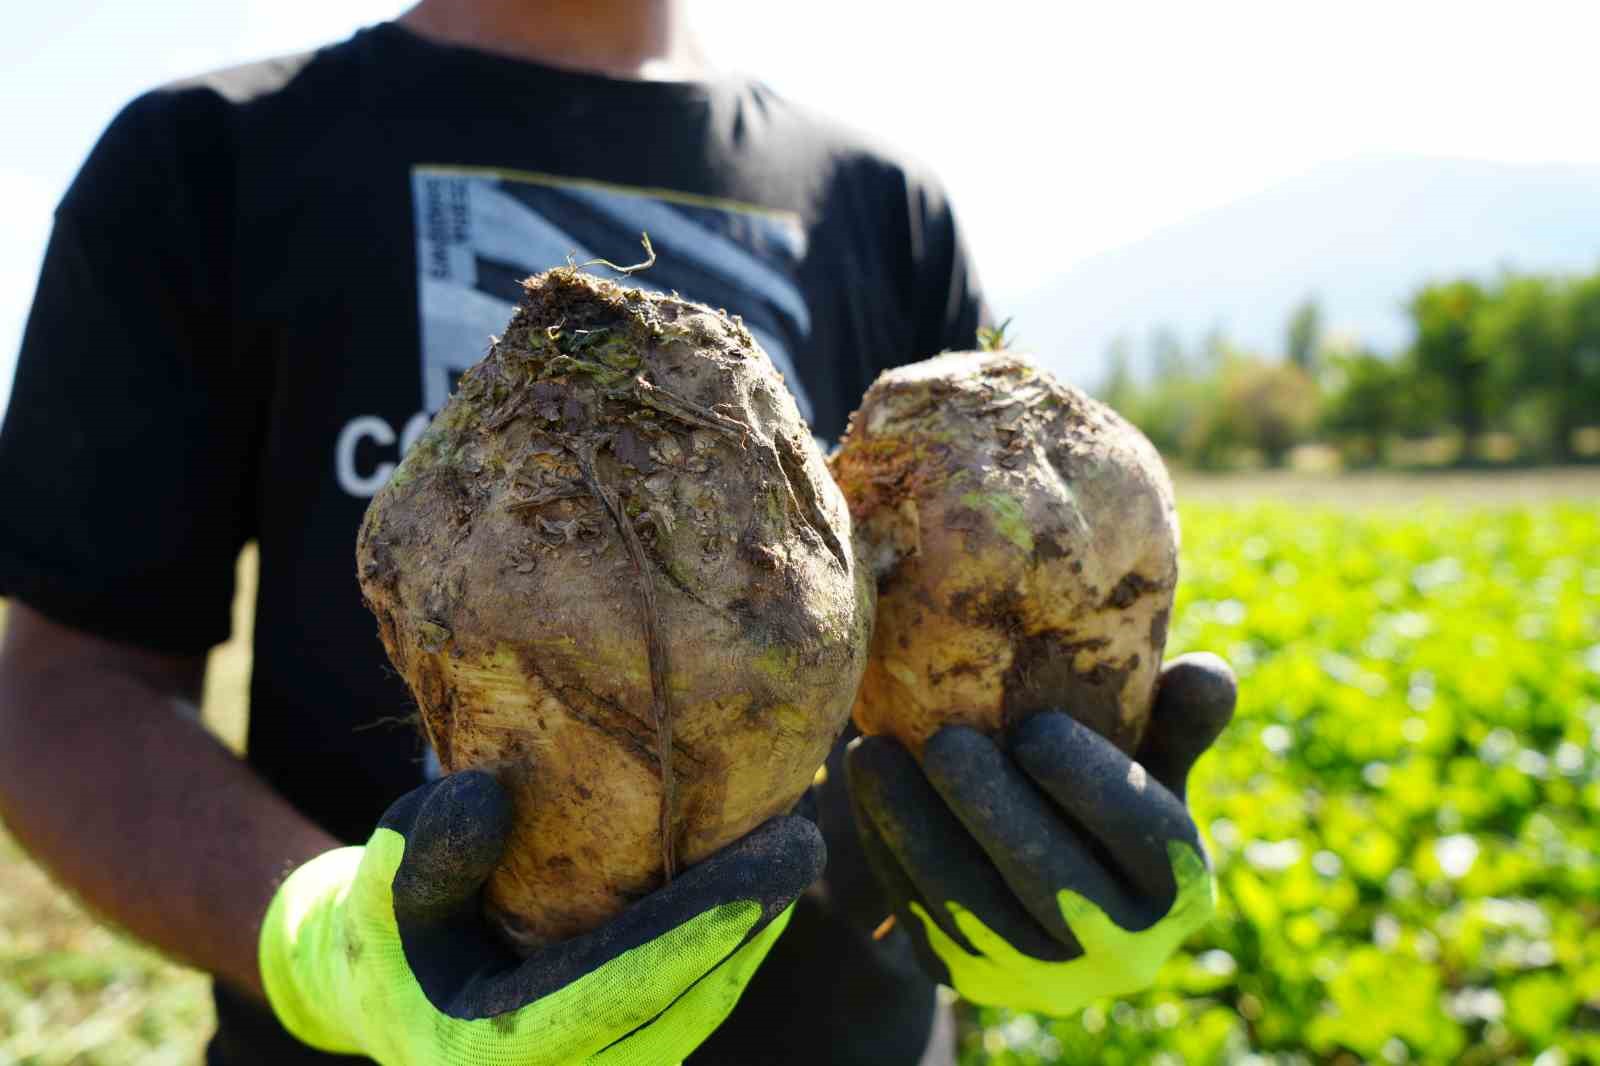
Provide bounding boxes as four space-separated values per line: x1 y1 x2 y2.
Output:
208 25 920 837
186 24 952 1066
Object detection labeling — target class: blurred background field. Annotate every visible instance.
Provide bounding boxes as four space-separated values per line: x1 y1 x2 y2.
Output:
965 480 1600 1065
2 475 1596 1065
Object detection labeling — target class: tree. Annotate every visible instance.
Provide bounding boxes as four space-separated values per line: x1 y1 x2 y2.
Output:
1138 373 1218 462
1473 273 1570 459
1408 279 1496 462
1562 273 1600 456
1182 356 1319 468
1149 325 1187 381
1321 349 1404 464
1199 326 1234 371
1099 336 1139 417
1472 271 1600 462
1286 298 1323 374
1224 359 1320 467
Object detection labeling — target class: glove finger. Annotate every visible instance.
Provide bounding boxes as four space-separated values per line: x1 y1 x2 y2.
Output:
389 770 514 925
848 790 954 987
847 734 1067 962
589 896 799 1066
1009 711 1201 907
922 725 1145 938
385 772 522 1012
1137 653 1237 800
467 815 824 1015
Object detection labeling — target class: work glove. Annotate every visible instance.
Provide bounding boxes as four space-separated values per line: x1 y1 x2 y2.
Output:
848 652 1235 1017
258 770 822 1065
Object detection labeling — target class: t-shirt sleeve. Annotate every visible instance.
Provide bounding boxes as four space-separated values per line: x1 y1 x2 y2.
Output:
904 167 990 360
0 90 257 655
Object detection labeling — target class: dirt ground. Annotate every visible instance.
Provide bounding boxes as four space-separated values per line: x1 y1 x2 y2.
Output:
1175 465 1600 507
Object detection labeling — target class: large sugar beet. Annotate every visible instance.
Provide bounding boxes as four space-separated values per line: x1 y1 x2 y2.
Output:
830 350 1177 755
357 268 871 950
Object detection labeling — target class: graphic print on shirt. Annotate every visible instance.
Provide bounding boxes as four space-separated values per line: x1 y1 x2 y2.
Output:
335 165 812 498
412 165 813 413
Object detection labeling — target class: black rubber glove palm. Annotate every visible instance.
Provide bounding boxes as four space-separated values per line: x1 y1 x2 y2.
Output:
847 653 1235 1017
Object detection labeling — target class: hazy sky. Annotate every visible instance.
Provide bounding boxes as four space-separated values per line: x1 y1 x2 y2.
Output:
5 0 1600 412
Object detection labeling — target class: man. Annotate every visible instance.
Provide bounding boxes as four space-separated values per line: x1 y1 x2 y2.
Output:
0 1 1233 1063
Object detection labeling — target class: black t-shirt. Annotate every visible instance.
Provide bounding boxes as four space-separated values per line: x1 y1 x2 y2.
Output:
0 23 982 1065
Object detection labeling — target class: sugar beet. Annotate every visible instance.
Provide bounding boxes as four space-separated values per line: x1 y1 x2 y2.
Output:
357 268 871 949
830 350 1178 755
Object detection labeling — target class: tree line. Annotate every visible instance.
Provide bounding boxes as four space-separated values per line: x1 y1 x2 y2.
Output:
1095 268 1600 468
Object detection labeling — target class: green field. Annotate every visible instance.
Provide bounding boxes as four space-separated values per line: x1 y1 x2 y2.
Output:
2 481 1597 1064
968 494 1600 1065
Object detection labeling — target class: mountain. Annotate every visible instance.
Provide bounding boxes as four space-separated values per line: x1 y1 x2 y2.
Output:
1005 155 1600 390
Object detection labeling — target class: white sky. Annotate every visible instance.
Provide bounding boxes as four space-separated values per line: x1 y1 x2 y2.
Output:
5 0 1600 412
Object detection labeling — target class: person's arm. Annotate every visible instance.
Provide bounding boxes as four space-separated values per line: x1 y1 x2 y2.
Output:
0 602 335 998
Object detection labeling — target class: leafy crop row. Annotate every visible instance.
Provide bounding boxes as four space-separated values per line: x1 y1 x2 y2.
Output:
969 503 1600 1065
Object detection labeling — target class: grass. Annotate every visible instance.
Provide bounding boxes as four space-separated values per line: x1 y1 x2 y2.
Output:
1 476 1597 1064
0 836 210 1066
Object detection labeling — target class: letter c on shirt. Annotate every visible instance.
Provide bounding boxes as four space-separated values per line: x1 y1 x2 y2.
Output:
336 415 396 497
336 413 436 497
